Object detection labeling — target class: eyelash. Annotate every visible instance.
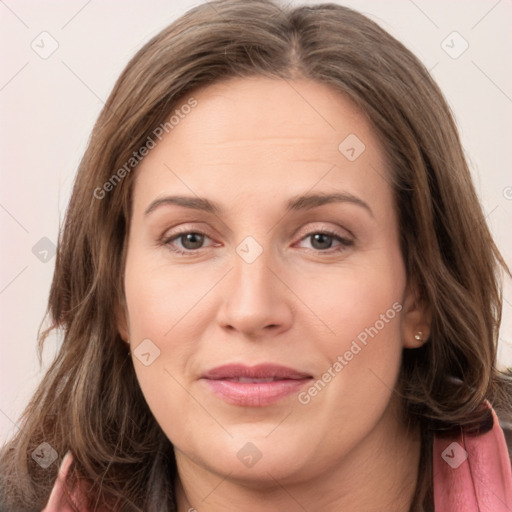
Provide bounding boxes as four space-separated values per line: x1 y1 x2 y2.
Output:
161 227 354 256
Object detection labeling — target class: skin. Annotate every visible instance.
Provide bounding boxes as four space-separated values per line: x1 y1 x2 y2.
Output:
119 76 430 512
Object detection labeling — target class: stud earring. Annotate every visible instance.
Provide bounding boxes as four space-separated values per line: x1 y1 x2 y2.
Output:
414 332 423 342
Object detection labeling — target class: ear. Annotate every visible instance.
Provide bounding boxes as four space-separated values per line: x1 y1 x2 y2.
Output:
400 282 431 348
115 299 130 344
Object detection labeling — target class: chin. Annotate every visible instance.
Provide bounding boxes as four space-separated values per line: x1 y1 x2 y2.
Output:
185 429 321 486
210 454 312 489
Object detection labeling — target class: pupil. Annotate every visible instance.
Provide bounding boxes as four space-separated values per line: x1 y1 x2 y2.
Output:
312 233 331 250
183 233 203 249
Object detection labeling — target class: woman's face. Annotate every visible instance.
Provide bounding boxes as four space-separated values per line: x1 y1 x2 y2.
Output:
121 77 426 485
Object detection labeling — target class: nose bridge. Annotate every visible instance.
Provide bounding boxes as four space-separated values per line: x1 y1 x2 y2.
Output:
232 234 278 307
218 233 291 335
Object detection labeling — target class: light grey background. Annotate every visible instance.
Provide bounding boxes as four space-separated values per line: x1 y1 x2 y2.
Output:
1 0 511 445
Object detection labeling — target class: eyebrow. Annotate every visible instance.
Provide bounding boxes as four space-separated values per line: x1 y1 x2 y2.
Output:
144 192 374 218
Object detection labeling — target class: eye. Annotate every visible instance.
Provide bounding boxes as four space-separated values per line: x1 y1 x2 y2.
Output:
296 230 354 254
160 228 353 256
161 230 213 255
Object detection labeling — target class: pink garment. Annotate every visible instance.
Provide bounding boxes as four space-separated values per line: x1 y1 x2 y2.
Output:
433 405 512 511
42 451 108 512
44 407 512 511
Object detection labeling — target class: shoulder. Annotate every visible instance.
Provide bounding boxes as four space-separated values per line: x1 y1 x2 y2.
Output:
433 405 512 511
42 452 107 512
503 421 512 460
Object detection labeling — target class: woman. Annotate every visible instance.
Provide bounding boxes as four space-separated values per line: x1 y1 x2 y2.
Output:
1 1 511 511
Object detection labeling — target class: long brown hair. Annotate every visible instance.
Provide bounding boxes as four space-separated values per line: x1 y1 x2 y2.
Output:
1 1 510 510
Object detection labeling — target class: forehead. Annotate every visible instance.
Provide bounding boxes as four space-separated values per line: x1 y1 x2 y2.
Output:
132 76 391 214
168 76 376 156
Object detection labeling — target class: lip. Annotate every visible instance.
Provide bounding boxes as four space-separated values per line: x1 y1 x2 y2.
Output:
200 364 313 407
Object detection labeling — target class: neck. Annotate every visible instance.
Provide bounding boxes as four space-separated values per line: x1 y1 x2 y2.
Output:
174 404 421 512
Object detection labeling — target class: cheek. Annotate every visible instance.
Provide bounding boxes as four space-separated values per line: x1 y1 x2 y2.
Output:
123 249 210 341
123 249 202 412
303 252 406 406
295 280 403 460
309 258 404 351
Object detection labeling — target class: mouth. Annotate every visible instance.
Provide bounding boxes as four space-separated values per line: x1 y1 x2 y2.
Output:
221 377 294 383
200 363 313 406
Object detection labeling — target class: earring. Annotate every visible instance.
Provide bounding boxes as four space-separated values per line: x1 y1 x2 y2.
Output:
414 332 423 342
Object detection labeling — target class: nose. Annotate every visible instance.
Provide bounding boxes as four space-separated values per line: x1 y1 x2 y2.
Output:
216 245 294 339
